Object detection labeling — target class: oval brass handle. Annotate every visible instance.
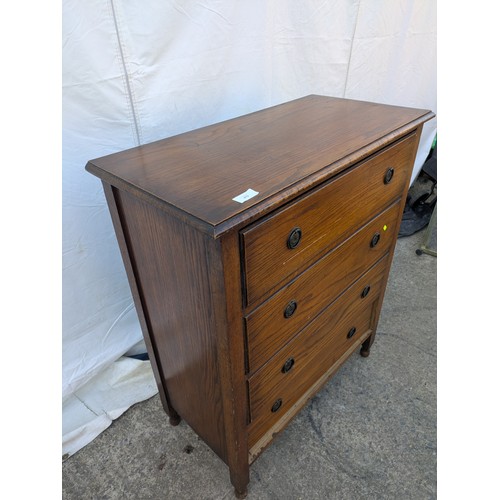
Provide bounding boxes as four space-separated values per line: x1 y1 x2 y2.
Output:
282 357 295 373
284 300 298 318
271 398 283 413
361 285 371 298
287 227 302 249
384 167 395 184
347 327 357 339
370 232 381 248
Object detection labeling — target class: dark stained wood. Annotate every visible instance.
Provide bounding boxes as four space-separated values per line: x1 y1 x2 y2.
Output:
87 96 434 496
241 132 416 306
86 95 434 237
358 123 425 357
102 182 175 419
247 258 387 447
212 230 250 496
360 341 371 357
248 323 374 463
248 306 374 449
244 201 401 373
168 414 181 426
114 189 228 462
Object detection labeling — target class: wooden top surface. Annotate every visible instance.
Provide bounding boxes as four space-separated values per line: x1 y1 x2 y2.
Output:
86 95 434 236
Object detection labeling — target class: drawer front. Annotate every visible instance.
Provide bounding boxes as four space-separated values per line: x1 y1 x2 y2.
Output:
245 200 401 373
248 302 374 448
247 263 386 447
241 132 416 306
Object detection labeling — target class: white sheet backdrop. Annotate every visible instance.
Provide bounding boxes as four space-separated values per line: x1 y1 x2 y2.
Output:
62 0 436 456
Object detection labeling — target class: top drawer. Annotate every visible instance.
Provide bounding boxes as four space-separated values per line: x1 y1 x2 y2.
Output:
241 132 416 306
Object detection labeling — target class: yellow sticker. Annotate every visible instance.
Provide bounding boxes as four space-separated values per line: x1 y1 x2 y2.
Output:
383 224 388 231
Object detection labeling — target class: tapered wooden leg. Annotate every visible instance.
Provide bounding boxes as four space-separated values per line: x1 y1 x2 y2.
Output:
159 397 181 426
169 412 181 426
166 403 181 426
158 388 181 426
230 467 249 499
360 336 372 357
219 232 250 500
234 486 247 499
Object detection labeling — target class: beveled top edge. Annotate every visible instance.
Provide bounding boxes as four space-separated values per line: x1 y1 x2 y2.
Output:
86 95 434 238
212 112 434 237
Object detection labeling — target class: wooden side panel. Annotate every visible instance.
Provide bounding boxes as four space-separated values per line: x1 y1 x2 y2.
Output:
102 183 173 417
114 189 227 462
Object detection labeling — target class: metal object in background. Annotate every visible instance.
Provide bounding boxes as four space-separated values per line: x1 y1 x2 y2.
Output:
416 205 437 257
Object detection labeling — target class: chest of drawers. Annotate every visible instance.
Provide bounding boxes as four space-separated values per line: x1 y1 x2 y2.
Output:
86 95 434 497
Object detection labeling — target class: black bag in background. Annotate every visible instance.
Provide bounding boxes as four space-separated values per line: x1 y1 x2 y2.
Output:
398 138 437 237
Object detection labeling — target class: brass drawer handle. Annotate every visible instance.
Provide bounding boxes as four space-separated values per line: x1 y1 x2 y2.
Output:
281 357 295 373
384 167 395 184
271 398 283 413
370 232 381 248
347 327 357 339
287 227 302 249
284 300 298 318
361 285 371 298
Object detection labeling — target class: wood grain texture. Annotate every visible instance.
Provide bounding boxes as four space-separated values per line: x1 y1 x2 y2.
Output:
247 258 388 446
241 132 416 305
248 291 380 448
361 123 425 357
86 96 435 496
244 201 402 374
115 189 227 462
86 95 434 237
248 322 374 463
214 231 250 494
102 182 175 419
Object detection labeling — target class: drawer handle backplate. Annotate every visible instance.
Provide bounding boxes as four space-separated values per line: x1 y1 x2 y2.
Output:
370 232 381 248
287 227 302 249
347 327 357 339
271 398 283 413
284 300 298 318
384 167 395 184
282 357 295 373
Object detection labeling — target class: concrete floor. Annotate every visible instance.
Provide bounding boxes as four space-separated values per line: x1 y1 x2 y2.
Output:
63 228 437 500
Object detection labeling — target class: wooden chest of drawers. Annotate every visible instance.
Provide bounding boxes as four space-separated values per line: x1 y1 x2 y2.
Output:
86 95 434 497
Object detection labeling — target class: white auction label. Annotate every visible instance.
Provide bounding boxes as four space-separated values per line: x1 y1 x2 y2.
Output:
232 188 259 203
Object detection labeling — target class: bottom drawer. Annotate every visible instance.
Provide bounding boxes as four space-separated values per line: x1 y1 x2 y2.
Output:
247 256 387 448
